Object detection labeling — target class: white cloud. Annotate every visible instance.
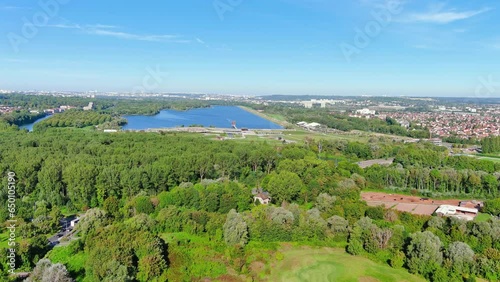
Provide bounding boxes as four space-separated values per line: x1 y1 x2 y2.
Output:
86 24 119 29
404 7 492 24
88 29 189 43
47 22 190 43
47 24 81 29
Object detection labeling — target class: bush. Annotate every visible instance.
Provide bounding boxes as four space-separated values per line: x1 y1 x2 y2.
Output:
365 206 385 220
389 251 405 269
347 238 363 255
483 198 500 216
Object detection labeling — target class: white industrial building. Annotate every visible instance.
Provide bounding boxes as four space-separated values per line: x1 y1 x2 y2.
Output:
296 121 322 130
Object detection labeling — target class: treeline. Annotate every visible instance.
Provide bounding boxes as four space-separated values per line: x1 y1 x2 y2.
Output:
33 110 122 130
0 93 92 109
443 136 480 145
365 165 499 197
482 136 500 154
304 138 500 198
0 110 46 126
0 93 235 116
255 105 430 139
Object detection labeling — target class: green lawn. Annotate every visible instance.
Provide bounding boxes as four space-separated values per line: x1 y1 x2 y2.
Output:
267 248 425 282
477 156 500 163
283 130 370 143
266 113 287 122
474 213 493 222
47 246 87 282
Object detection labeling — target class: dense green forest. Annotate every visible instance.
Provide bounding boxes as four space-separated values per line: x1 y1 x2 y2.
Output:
33 110 126 131
0 127 499 281
0 94 235 116
0 110 46 127
2 111 46 127
0 94 93 109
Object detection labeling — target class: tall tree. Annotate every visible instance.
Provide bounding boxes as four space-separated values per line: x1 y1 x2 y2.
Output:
406 231 443 277
223 209 248 246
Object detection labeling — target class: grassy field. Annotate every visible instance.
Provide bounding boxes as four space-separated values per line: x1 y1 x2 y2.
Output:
239 106 292 128
283 130 368 143
266 113 287 122
474 213 493 222
47 246 87 282
267 248 425 282
477 156 500 163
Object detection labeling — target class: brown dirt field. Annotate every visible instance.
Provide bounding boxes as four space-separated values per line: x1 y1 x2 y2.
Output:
362 192 478 216
362 192 460 205
394 203 417 213
413 205 439 215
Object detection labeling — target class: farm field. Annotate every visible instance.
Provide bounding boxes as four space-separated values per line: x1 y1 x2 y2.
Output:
267 248 425 282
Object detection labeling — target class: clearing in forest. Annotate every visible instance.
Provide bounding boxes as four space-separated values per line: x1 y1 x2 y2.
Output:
267 247 425 282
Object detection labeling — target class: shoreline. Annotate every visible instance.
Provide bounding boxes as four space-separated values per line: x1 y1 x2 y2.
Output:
238 106 290 128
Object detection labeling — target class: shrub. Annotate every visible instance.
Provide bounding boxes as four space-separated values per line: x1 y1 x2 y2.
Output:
347 238 363 255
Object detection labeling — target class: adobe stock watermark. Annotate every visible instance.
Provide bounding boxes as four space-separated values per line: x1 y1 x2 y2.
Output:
340 0 404 63
6 171 17 275
7 0 71 54
475 75 499 97
213 0 245 21
132 65 169 94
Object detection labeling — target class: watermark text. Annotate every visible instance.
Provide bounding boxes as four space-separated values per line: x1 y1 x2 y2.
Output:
6 171 17 275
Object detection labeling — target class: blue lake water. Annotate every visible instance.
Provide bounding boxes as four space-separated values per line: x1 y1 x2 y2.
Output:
19 115 53 132
122 106 283 130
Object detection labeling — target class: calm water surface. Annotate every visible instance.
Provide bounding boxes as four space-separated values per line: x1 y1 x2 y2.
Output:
20 115 53 132
123 106 283 130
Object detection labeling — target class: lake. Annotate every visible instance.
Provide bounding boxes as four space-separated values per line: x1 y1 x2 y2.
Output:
19 115 53 132
122 106 283 130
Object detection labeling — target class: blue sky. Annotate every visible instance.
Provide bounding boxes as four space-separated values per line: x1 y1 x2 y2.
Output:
1 0 499 96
